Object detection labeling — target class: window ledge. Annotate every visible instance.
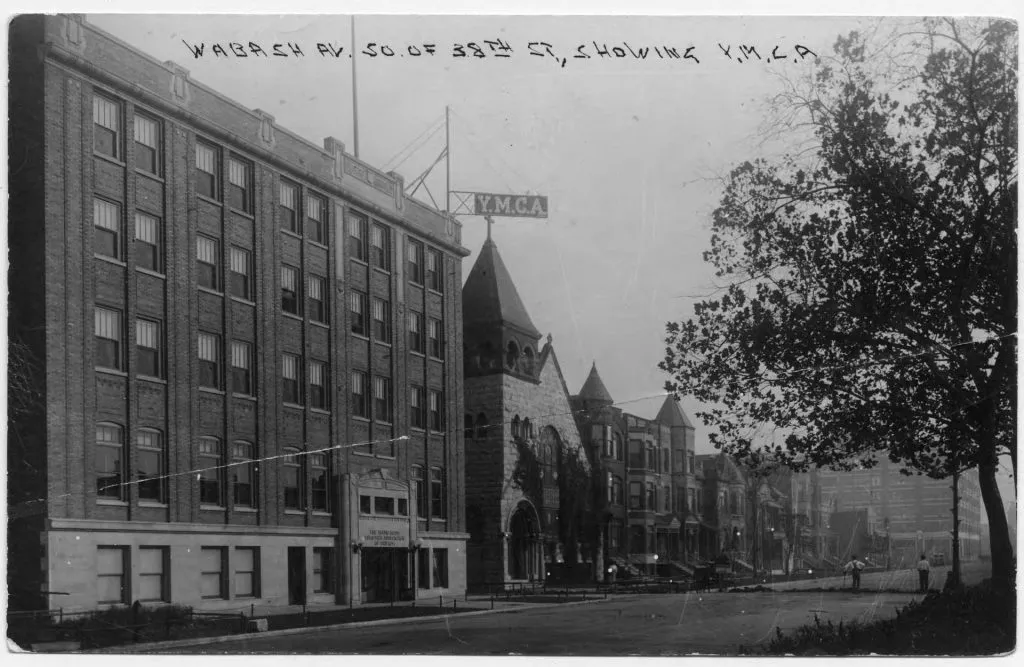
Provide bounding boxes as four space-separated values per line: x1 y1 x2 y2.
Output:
374 341 393 349
136 267 166 280
352 416 371 423
234 507 258 513
231 296 256 307
284 509 306 515
200 505 225 511
282 312 304 322
309 240 329 251
310 320 330 330
197 194 223 207
427 288 445 297
135 168 164 183
376 455 396 461
138 502 169 508
350 258 369 268
96 367 128 378
94 152 126 168
281 229 303 240
229 207 255 220
351 333 370 341
233 393 258 402
199 387 226 396
97 499 129 506
283 402 305 410
311 511 332 517
372 266 392 277
352 450 375 457
410 351 426 359
198 286 224 298
310 408 331 415
138 375 167 385
95 254 127 267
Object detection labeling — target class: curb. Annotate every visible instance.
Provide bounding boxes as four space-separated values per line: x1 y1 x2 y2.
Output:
84 596 619 653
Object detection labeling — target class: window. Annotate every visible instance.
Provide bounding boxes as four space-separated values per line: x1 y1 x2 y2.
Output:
283 448 304 509
426 249 443 291
688 453 695 474
195 142 219 200
407 240 424 284
282 353 302 405
646 444 655 471
374 496 395 515
138 547 168 602
348 212 368 261
198 437 223 506
372 298 391 343
231 341 252 396
308 275 327 323
613 433 623 461
430 467 446 519
313 548 334 593
612 476 624 506
136 319 162 378
135 211 161 271
230 247 252 300
228 157 252 212
398 498 409 516
371 223 390 270
606 472 614 504
234 547 259 597
428 318 444 359
232 441 256 508
359 495 372 514
279 181 298 233
96 423 125 500
350 291 368 336
609 520 623 550
97 546 128 604
410 386 425 429
417 549 430 589
373 376 392 423
137 429 166 503
432 548 449 588
94 95 121 158
309 360 328 410
200 547 227 599
629 482 642 510
94 198 121 259
198 332 221 389
134 113 160 175
281 265 300 315
197 235 219 290
412 466 427 518
307 194 327 244
408 311 425 353
428 389 444 431
95 307 123 371
663 485 671 513
628 440 644 469
351 371 369 419
310 452 330 511
646 483 656 510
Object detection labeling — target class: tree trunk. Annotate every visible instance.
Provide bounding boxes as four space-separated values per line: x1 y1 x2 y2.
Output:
978 458 1014 585
951 470 961 588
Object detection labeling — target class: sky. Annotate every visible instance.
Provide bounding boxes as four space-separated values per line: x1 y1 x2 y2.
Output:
86 12 874 453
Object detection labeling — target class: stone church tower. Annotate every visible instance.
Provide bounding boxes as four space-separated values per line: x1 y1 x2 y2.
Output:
462 234 591 588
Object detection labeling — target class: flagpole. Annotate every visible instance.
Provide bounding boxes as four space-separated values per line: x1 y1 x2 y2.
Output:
351 16 360 159
445 105 450 213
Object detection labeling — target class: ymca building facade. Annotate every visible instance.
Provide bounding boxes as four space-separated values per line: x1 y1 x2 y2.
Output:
8 15 470 612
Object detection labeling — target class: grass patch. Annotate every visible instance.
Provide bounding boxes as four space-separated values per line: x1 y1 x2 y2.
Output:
763 581 1016 655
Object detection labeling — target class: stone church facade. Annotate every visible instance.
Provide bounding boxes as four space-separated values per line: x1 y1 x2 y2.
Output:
461 234 594 589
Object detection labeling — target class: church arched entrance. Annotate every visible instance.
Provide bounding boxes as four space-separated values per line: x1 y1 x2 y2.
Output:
508 501 541 581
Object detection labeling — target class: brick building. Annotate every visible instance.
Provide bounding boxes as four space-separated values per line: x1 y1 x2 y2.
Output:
462 233 594 588
816 461 983 567
8 14 470 612
572 367 700 579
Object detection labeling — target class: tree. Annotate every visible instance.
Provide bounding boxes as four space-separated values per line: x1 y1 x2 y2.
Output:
660 19 1017 585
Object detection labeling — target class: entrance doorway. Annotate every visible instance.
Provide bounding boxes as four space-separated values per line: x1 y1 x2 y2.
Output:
287 547 306 605
361 548 409 603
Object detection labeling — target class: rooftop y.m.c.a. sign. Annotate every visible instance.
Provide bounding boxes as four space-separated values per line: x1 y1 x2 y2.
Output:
473 192 548 218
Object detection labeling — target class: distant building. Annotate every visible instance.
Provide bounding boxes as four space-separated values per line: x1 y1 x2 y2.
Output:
817 461 983 567
8 14 469 612
461 234 594 587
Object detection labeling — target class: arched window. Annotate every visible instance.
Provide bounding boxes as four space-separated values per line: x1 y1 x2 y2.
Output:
475 413 488 439
523 418 533 440
505 340 520 370
232 440 256 508
198 436 223 506
96 422 125 500
512 415 521 439
136 428 165 503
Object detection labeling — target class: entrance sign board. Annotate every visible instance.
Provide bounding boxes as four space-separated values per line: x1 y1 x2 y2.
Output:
360 519 409 548
473 192 548 218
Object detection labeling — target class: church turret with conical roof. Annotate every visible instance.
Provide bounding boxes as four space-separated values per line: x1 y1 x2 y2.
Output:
577 362 615 410
462 235 542 380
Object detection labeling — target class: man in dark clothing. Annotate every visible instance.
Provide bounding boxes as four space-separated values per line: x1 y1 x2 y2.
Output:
917 554 931 592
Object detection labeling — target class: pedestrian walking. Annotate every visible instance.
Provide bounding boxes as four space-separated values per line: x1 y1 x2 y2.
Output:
844 554 866 591
917 553 931 592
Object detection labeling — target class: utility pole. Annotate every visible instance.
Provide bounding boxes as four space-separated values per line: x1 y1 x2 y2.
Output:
445 105 451 213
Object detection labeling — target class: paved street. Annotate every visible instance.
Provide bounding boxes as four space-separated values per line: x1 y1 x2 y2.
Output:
153 590 921 655
766 560 990 592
